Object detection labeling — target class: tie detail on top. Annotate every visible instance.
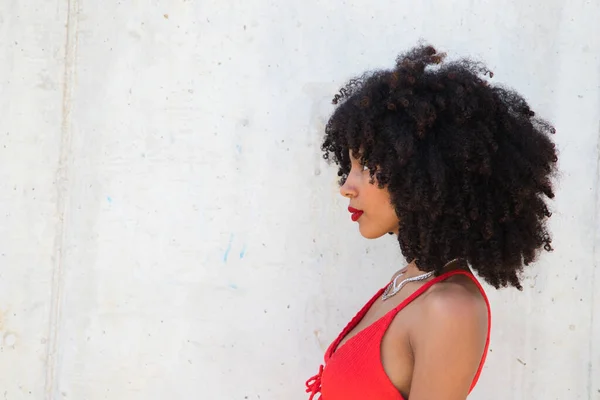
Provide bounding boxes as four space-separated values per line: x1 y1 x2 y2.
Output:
305 364 324 399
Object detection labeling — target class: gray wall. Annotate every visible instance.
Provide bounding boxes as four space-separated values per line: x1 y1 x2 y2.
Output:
0 0 599 399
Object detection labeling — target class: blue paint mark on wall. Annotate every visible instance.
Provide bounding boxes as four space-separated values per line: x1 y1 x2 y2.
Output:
107 196 113 204
229 283 238 290
223 234 234 262
235 144 242 154
239 245 247 259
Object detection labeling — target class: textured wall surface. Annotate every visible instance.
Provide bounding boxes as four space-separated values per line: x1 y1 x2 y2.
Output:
0 0 599 399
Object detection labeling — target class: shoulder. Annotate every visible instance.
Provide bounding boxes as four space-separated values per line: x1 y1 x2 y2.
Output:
405 277 490 398
426 276 487 321
413 276 488 347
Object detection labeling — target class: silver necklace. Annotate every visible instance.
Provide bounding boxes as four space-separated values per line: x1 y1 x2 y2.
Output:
382 258 461 301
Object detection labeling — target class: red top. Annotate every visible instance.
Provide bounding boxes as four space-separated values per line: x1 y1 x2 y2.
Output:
305 270 492 400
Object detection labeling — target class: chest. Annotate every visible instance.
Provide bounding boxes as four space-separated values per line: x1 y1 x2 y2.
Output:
335 282 425 351
329 286 427 395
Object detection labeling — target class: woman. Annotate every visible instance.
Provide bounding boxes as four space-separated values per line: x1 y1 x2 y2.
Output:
305 44 557 399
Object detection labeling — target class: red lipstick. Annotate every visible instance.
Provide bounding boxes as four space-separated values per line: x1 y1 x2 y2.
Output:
348 206 364 222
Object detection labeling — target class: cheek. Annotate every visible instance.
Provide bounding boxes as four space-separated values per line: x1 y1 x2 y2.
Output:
379 194 398 223
366 188 397 218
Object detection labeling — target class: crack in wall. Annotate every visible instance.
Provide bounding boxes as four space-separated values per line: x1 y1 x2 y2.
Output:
44 0 79 398
589 104 600 400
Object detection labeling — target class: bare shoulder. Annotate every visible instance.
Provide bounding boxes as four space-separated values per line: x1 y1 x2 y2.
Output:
428 275 487 312
406 276 489 399
417 275 488 338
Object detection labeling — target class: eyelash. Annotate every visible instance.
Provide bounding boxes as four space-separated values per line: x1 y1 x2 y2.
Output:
341 163 369 182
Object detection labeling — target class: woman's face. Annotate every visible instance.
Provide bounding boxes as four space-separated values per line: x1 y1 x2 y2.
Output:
340 152 400 239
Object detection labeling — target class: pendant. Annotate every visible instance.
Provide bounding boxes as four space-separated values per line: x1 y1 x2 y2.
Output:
382 258 462 301
381 270 435 301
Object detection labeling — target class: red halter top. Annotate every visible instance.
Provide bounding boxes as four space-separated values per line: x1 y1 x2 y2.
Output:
305 270 492 400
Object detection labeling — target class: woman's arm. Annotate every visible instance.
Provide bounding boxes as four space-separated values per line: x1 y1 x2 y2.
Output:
407 288 488 400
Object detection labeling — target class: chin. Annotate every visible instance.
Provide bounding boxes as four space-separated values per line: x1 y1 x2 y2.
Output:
358 226 387 239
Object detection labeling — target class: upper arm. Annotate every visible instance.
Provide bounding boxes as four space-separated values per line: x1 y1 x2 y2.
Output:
407 289 488 400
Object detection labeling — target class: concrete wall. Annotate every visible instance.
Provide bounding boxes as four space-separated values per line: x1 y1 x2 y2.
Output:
1 0 599 399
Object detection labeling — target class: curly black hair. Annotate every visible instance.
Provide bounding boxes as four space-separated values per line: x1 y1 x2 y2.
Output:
322 44 558 289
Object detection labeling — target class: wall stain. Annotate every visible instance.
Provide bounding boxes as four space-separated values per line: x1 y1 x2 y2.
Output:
223 234 234 262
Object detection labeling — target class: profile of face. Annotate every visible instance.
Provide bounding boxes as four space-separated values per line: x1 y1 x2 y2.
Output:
340 152 400 239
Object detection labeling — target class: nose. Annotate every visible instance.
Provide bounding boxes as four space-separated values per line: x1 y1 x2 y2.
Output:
340 176 357 198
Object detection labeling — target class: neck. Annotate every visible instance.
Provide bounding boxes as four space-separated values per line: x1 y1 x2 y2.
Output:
404 258 464 277
403 260 426 278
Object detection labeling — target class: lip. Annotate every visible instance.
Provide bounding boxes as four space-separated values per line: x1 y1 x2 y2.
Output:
348 206 364 222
